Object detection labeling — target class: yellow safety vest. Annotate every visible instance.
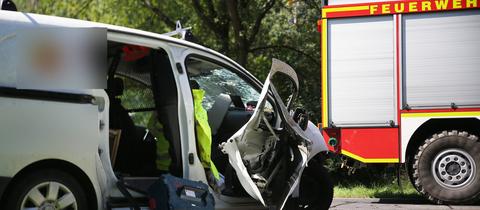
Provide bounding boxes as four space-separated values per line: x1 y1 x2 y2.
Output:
192 89 220 180
147 113 171 171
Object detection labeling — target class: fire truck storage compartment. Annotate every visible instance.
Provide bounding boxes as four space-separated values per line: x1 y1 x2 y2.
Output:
402 10 480 109
327 16 396 127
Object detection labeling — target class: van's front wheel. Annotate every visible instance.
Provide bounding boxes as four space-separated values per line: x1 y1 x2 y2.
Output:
285 158 334 210
5 169 88 210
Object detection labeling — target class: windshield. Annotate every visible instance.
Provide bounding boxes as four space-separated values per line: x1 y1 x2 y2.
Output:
186 57 272 111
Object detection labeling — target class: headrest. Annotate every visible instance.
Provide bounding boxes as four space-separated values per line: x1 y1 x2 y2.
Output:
110 77 124 97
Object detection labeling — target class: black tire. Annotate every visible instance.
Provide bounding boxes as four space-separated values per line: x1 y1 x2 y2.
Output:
412 130 480 204
5 169 89 210
285 158 334 210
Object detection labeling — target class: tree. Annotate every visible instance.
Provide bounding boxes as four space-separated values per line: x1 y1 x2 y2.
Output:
142 0 276 67
140 0 324 120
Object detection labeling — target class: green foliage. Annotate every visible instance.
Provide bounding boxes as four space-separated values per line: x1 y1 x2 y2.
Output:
117 76 155 127
15 0 169 32
238 0 324 121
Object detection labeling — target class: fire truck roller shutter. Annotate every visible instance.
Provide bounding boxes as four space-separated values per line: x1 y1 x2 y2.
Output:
403 10 480 109
328 16 396 127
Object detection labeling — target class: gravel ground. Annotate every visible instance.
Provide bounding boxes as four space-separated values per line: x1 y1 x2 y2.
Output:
330 198 480 210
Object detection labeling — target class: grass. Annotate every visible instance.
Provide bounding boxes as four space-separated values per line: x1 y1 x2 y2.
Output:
324 157 424 199
334 181 421 199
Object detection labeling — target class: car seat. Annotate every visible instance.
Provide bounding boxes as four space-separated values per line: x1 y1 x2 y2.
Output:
150 50 182 177
108 77 142 175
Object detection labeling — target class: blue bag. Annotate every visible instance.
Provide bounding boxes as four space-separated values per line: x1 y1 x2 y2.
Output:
148 174 215 210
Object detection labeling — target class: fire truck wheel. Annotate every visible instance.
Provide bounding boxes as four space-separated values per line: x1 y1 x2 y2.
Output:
413 130 480 204
285 157 333 210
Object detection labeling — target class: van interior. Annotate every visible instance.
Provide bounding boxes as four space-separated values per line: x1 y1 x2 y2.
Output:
105 41 256 199
105 42 182 202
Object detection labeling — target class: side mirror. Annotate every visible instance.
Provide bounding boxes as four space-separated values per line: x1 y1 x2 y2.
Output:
1 0 17 11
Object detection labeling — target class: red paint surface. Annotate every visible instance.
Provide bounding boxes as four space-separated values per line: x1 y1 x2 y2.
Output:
324 0 479 18
317 19 322 32
325 10 372 18
322 128 340 152
339 127 399 159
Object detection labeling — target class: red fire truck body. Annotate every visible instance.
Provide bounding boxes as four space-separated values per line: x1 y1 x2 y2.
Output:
319 0 480 204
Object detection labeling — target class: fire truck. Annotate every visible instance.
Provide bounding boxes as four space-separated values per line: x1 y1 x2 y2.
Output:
318 0 480 204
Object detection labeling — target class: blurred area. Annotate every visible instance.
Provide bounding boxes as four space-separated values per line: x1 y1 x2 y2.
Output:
15 28 106 90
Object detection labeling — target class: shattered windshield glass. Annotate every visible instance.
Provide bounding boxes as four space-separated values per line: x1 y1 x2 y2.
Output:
193 68 260 110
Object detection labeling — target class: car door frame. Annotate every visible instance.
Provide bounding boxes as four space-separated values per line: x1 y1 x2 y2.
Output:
181 49 284 205
102 31 206 199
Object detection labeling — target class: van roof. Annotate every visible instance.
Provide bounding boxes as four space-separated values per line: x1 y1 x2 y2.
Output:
0 10 246 72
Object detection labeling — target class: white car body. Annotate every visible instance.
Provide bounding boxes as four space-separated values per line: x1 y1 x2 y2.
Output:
0 9 328 210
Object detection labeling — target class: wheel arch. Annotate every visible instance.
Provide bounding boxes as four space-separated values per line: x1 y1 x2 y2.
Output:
0 158 98 210
405 118 480 163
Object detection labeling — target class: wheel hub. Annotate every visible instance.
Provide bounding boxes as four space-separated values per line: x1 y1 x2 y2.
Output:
446 162 461 175
21 181 78 210
432 149 476 188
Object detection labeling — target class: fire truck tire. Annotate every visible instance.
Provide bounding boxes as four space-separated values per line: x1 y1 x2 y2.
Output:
412 130 480 204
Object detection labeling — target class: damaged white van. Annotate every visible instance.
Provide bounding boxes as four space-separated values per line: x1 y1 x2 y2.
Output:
0 5 333 210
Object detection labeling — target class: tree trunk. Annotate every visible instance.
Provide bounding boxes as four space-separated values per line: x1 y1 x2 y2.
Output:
237 46 249 67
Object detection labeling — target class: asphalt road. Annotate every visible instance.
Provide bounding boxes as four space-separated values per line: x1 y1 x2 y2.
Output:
330 198 480 210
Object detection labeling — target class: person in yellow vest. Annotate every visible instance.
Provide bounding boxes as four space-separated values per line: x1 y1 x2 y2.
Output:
147 112 171 172
191 80 223 191
147 81 223 190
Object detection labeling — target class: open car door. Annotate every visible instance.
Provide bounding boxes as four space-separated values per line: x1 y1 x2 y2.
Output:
220 59 312 210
